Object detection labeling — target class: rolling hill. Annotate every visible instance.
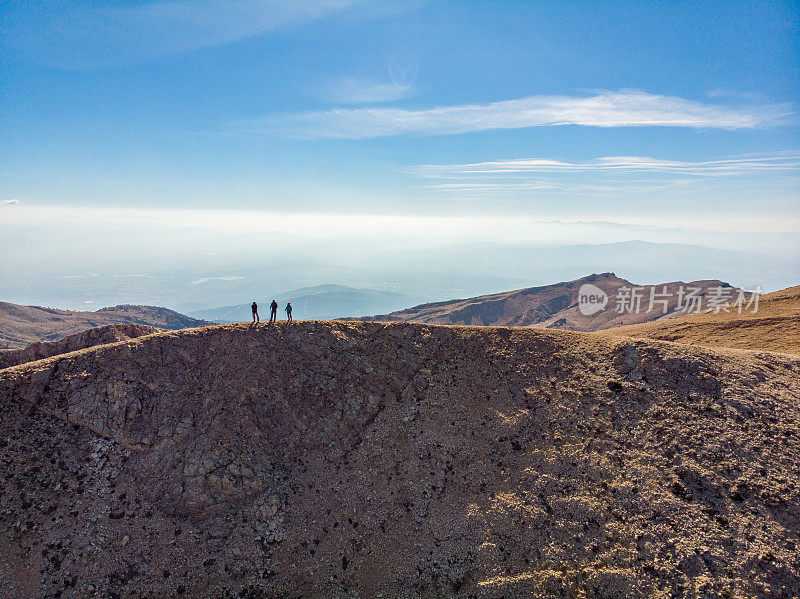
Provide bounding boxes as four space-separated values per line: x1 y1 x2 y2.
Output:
0 302 210 349
355 273 739 331
0 321 798 597
609 284 800 355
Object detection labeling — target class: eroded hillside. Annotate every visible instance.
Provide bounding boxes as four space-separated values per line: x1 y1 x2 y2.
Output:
0 322 798 598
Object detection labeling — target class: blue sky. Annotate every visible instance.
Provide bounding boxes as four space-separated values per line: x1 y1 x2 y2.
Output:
1 1 799 308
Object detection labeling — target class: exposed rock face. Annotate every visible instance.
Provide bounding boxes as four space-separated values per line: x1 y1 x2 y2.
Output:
0 322 798 598
354 273 738 330
0 324 162 369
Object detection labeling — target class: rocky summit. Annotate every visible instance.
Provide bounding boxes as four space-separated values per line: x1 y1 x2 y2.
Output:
0 321 798 598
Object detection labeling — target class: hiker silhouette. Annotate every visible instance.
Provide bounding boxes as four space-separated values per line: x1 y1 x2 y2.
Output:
251 301 259 324
269 299 278 323
285 302 293 324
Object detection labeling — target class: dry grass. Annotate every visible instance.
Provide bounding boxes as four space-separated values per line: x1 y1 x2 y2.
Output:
607 285 800 355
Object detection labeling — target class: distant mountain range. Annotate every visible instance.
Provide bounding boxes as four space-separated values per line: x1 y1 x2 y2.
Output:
1 276 794 370
0 302 210 349
189 284 418 323
0 274 751 350
351 273 741 331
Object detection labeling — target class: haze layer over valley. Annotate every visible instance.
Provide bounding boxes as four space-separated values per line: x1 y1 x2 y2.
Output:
2 208 797 314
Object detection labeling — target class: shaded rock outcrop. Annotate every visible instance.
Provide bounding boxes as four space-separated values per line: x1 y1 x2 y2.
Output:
0 322 798 598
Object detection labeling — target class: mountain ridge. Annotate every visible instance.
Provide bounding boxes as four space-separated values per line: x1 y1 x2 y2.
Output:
606 284 800 355
352 273 738 330
0 323 162 370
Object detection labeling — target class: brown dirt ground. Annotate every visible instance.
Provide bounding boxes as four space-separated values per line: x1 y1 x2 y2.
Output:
0 321 798 598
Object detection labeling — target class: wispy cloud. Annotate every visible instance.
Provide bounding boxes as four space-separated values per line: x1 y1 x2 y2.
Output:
413 152 800 178
412 152 800 199
7 0 361 68
2 199 20 205
252 90 793 139
316 78 416 104
418 181 676 197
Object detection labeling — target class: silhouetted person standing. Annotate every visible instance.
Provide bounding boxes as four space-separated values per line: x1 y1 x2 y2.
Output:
285 302 293 324
269 299 278 323
251 301 259 324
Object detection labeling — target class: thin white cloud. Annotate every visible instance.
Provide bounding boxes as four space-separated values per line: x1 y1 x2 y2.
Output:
414 152 800 178
8 0 361 67
253 90 793 139
191 276 247 285
423 182 558 193
420 181 676 197
317 78 415 104
412 152 800 199
2 199 20 205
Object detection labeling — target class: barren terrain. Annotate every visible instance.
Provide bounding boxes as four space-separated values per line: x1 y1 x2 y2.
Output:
0 302 209 349
612 285 800 355
1 321 798 598
357 273 737 330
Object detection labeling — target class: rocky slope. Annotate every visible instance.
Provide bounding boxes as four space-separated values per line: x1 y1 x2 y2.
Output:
0 302 210 349
0 322 798 598
0 324 162 370
611 285 800 355
355 273 737 330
